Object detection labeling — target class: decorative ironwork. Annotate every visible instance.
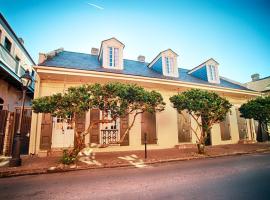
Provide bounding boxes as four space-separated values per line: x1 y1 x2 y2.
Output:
101 129 118 144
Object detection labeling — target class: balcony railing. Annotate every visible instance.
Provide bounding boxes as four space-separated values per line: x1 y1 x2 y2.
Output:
101 129 119 145
0 44 35 90
0 44 19 72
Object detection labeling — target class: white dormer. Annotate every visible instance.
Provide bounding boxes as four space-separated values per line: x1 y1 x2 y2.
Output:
148 49 179 78
98 37 125 70
188 58 220 84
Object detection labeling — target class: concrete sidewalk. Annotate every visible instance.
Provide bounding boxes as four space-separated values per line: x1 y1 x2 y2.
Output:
1 143 270 178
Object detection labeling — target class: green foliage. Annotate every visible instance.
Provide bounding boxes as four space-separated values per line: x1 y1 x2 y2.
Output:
239 96 270 124
32 82 165 120
170 89 232 153
60 149 78 165
32 82 165 148
170 89 232 125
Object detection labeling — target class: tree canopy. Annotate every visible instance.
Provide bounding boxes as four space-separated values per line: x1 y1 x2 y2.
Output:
32 82 165 150
239 96 270 124
239 96 270 141
170 89 232 153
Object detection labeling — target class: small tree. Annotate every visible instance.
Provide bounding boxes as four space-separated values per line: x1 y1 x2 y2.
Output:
170 89 232 154
32 82 165 152
239 96 270 142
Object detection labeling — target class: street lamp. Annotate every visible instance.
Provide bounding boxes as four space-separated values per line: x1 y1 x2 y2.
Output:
9 70 32 167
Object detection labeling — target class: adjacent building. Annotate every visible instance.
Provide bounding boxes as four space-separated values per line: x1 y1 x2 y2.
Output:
0 13 35 155
245 74 270 95
30 37 260 156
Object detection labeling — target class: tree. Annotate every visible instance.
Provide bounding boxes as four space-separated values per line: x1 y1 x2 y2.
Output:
170 89 232 154
239 96 270 142
32 82 165 152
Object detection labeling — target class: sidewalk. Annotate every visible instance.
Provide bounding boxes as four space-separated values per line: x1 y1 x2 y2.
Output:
1 143 270 178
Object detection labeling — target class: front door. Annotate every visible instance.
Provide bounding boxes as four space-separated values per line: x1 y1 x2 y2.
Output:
177 111 191 143
141 112 157 144
51 116 74 148
220 114 231 141
236 109 248 140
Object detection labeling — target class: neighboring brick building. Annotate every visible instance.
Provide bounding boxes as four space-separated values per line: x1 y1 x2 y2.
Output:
0 13 35 155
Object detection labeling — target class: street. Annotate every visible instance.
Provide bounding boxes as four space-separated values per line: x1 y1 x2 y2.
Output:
1 153 270 200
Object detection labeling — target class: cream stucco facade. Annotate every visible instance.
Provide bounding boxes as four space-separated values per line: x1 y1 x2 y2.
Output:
29 65 260 155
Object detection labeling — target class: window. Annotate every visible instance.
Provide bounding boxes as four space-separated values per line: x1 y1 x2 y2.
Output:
165 57 174 74
31 70 35 77
0 30 2 44
108 47 119 67
209 65 216 81
4 37 12 53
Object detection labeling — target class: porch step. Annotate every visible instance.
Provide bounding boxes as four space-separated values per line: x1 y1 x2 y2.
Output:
0 156 11 167
175 144 196 149
238 140 256 144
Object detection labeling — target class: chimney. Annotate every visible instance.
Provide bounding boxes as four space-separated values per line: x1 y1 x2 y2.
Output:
38 48 64 64
137 55 145 62
91 48 99 55
251 73 260 81
38 53 47 64
18 37 24 45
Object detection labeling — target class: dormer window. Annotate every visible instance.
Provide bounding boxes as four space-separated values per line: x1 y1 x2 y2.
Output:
188 58 220 84
209 65 216 81
99 37 125 70
148 49 179 78
109 47 119 67
165 57 174 74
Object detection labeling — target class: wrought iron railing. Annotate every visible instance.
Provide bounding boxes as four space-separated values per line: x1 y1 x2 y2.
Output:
100 129 119 144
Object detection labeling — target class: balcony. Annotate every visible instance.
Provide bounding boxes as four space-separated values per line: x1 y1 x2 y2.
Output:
0 44 34 90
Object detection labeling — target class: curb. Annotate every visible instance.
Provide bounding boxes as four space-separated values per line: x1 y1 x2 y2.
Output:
1 149 270 178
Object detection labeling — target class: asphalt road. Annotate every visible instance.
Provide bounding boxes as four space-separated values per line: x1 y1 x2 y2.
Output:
1 153 270 200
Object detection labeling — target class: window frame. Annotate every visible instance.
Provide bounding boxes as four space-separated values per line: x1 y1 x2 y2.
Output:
108 46 119 67
4 36 12 53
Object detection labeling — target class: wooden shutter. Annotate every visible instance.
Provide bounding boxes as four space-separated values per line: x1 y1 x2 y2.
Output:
220 114 231 140
120 114 129 146
40 113 52 150
177 111 191 143
141 112 157 144
75 113 86 133
0 110 8 154
236 109 247 140
75 113 86 145
90 109 100 144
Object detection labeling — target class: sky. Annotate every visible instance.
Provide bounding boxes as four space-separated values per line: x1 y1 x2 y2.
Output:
1 0 269 83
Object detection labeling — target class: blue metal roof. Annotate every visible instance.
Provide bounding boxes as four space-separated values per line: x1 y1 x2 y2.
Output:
40 51 251 91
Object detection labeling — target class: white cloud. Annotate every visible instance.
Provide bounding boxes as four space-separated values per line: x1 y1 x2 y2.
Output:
87 2 104 10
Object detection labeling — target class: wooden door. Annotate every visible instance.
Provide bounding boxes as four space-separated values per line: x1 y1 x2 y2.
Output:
0 110 8 154
141 112 157 144
220 114 231 140
40 113 52 150
120 114 129 146
236 109 248 140
90 109 100 144
177 111 191 143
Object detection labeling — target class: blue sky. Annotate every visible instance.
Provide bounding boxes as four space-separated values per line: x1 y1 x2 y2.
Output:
1 0 269 83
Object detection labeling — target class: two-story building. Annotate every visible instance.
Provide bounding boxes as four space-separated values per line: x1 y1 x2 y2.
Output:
0 13 36 155
30 37 260 156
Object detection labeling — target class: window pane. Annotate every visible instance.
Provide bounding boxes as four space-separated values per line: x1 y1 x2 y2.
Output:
170 57 174 73
114 48 119 67
109 47 113 66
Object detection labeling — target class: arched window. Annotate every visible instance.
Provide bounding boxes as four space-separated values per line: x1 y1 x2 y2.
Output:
0 98 4 110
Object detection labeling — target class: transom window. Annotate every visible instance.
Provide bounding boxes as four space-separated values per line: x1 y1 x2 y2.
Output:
209 65 216 81
108 47 119 67
165 57 174 74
